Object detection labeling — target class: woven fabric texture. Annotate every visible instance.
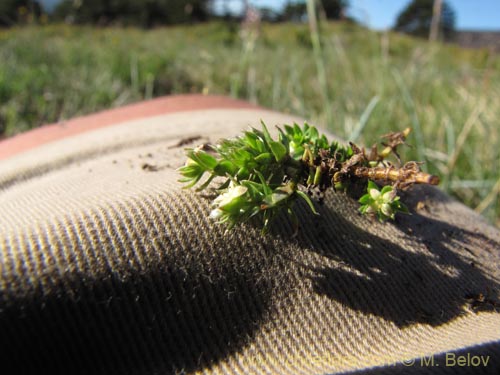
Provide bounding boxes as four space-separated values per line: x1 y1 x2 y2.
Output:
0 108 499 374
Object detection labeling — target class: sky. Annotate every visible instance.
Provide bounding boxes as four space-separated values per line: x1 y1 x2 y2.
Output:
348 0 500 30
215 0 500 30
39 0 500 31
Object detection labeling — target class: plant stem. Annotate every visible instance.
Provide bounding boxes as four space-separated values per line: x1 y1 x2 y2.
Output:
354 165 440 186
306 0 333 127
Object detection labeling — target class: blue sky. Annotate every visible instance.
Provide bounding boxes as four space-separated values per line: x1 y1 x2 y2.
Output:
40 0 500 31
215 0 500 30
348 0 500 30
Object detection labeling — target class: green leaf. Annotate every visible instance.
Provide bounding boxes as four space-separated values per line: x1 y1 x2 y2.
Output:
358 194 372 204
395 201 410 214
178 164 202 178
180 173 203 188
263 192 289 207
313 165 322 185
277 126 290 152
195 175 216 192
269 141 287 162
255 152 273 163
254 170 272 195
359 205 369 214
308 126 319 141
233 149 252 162
367 180 379 192
345 146 354 158
236 167 250 179
220 196 248 214
189 150 218 170
284 124 294 138
214 160 237 176
243 131 259 150
216 179 231 190
296 190 318 215
380 185 393 195
240 180 265 199
260 121 273 144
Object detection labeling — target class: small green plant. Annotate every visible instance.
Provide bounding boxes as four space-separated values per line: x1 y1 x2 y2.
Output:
358 181 408 221
179 122 439 231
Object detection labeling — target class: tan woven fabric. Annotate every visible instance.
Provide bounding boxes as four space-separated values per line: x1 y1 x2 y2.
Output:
0 108 499 374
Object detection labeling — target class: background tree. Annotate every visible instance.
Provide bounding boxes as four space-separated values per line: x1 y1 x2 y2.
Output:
257 7 280 23
280 0 348 22
52 0 212 27
319 0 348 20
280 1 307 22
0 0 43 26
394 0 456 40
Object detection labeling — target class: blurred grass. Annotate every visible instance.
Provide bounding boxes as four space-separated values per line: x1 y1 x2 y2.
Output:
0 22 499 225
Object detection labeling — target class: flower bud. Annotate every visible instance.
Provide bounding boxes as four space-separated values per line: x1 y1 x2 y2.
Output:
212 185 248 210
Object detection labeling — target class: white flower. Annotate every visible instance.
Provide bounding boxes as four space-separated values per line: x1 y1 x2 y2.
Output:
263 192 288 206
212 185 248 209
209 208 224 220
380 203 393 218
369 188 381 200
382 190 395 201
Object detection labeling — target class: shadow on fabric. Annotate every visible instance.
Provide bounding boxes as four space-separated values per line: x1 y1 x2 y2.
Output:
0 232 277 375
286 189 500 327
1 186 499 374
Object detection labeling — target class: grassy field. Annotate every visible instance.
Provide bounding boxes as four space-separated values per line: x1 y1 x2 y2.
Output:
0 22 499 225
